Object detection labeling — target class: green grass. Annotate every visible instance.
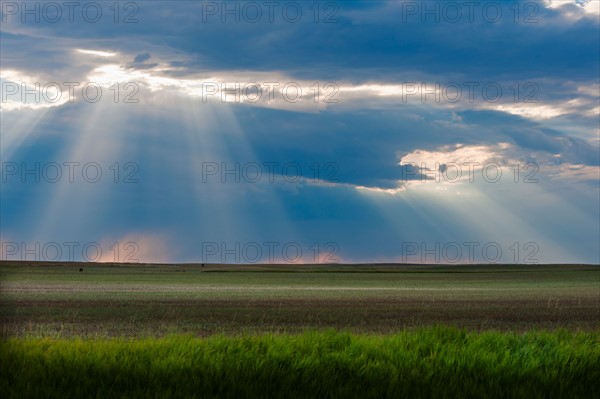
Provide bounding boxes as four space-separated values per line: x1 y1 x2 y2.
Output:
1 328 598 399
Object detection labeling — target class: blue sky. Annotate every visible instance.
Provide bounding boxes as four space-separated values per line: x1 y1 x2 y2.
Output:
1 0 599 264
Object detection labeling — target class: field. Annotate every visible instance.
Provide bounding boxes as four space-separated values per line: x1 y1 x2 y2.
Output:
1 263 599 337
2 329 599 398
1 262 599 397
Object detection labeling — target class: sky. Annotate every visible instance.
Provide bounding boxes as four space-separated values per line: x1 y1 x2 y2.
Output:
0 0 599 264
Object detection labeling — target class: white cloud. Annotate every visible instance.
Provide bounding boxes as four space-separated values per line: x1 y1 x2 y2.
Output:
399 142 599 186
400 143 514 168
76 49 117 57
3 47 598 124
577 83 600 97
545 163 600 181
543 0 600 18
1 70 70 110
354 185 406 195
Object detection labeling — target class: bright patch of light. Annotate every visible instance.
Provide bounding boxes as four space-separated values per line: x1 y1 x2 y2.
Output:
76 49 117 57
489 98 598 120
354 185 406 195
543 0 600 20
400 143 513 168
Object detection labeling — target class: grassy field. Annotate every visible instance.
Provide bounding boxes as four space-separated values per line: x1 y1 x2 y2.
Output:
2 328 599 398
1 262 599 398
1 262 598 337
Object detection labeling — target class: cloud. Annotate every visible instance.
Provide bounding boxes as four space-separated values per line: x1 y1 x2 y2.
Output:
399 142 599 186
127 52 158 70
133 52 151 63
76 49 117 57
544 0 600 17
97 234 172 263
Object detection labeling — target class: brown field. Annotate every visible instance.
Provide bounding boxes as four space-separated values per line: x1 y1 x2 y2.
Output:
1 262 598 337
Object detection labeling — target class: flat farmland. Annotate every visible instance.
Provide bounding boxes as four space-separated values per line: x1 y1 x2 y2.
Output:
1 263 598 337
2 263 599 398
